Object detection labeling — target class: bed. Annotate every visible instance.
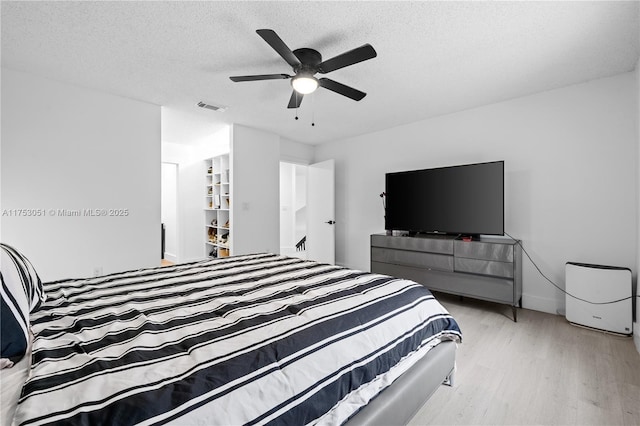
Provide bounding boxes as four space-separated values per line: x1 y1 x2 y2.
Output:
2 251 461 426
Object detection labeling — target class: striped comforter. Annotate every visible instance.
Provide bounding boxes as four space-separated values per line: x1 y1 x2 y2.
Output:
13 254 461 426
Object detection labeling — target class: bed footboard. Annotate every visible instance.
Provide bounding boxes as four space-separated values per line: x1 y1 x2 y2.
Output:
347 340 457 426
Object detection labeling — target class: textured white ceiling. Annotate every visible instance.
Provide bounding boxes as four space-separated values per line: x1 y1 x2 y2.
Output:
2 1 639 145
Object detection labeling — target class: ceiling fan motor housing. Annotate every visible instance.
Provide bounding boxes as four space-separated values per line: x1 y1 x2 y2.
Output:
292 48 322 74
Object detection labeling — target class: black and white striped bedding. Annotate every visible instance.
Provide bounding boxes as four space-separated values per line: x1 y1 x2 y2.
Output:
1 243 45 368
13 253 461 426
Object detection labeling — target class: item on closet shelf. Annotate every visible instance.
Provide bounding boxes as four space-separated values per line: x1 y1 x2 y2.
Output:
226 198 230 207
208 187 212 195
223 220 229 228
219 233 229 245
207 166 212 174
219 248 229 257
211 219 217 226
208 250 217 258
208 228 216 242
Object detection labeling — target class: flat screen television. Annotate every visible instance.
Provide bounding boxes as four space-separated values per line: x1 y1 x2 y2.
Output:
384 161 504 236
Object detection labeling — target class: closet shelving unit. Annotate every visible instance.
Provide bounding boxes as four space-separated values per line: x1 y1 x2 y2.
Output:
205 153 231 258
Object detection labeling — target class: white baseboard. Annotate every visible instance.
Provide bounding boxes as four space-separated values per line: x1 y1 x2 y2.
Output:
163 253 177 263
522 293 560 316
175 255 203 264
280 246 296 256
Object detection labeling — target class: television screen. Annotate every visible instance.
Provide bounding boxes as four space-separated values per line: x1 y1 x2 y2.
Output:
384 161 504 236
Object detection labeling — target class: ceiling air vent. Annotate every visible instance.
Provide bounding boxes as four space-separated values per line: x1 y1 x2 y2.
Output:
197 101 227 112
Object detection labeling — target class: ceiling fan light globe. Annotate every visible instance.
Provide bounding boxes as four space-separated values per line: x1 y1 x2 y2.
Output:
292 76 318 94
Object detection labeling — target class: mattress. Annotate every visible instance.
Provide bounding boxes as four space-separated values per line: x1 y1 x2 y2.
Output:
10 253 461 425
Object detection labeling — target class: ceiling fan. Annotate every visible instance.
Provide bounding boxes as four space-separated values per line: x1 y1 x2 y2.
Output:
230 29 377 109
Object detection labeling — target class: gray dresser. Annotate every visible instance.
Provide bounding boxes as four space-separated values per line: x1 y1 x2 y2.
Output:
370 233 523 321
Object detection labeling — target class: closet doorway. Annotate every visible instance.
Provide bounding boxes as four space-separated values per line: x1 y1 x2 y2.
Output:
279 162 307 259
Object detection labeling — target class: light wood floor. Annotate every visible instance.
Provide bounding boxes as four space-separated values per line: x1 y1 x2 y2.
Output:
409 293 640 426
161 259 174 267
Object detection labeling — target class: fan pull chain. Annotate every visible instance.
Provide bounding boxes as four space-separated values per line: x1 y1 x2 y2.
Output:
294 92 299 120
311 92 315 127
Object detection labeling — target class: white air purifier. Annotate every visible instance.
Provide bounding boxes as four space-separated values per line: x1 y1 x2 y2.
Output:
565 262 632 335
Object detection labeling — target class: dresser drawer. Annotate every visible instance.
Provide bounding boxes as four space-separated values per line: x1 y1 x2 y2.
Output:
371 247 454 272
454 257 514 278
454 240 514 262
371 234 453 254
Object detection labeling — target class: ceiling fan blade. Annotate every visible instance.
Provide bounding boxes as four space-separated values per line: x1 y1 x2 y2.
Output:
287 91 304 109
318 78 366 101
256 29 301 69
229 74 291 82
318 44 377 74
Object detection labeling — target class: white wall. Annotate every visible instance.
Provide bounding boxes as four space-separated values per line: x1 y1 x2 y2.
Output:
315 71 638 315
1 68 160 281
280 162 295 253
231 124 280 255
280 137 314 164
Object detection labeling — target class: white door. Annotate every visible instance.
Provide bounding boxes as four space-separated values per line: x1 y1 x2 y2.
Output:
307 159 335 264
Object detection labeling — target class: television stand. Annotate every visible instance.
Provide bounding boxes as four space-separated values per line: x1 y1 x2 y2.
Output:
370 233 523 321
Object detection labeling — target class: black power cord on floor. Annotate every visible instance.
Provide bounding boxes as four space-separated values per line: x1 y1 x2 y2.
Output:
504 231 637 306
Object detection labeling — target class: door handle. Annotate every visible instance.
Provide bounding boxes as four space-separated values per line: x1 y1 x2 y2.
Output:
325 220 336 225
